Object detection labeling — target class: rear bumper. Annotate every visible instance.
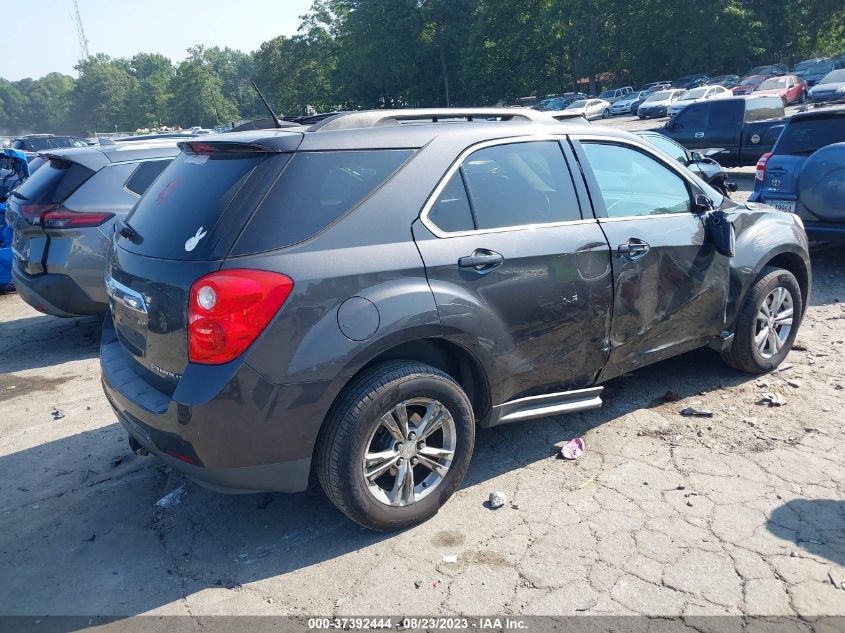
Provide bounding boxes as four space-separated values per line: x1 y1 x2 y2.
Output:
12 264 106 317
100 318 319 493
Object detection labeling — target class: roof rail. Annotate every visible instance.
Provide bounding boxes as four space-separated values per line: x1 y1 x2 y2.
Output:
309 108 555 132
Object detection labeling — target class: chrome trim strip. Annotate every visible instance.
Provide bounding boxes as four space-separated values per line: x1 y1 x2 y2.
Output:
104 272 148 313
490 386 604 426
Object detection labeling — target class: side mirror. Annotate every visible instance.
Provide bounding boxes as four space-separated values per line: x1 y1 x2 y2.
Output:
690 151 704 162
726 182 738 193
694 193 714 213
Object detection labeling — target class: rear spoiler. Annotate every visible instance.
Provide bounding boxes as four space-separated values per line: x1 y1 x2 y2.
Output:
178 135 303 154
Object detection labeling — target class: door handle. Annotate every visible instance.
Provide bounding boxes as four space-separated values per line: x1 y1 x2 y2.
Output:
458 249 504 271
694 132 705 138
617 239 650 259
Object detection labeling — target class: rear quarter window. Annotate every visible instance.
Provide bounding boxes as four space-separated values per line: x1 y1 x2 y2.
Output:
124 159 172 196
775 117 845 155
231 149 414 254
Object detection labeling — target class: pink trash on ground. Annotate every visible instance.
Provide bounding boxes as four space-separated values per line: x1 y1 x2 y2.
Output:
559 437 585 460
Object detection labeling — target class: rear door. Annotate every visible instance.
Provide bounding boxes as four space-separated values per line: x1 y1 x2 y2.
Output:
571 136 730 381
413 138 613 403
5 157 96 275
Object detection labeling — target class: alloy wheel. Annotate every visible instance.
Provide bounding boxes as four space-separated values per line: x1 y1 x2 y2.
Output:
754 286 793 359
362 398 457 507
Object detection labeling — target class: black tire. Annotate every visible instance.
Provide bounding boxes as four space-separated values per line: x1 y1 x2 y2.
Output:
602 108 610 119
721 267 802 374
315 361 475 531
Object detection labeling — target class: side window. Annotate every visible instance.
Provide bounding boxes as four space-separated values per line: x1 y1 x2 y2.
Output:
125 159 171 196
460 141 581 230
645 135 687 163
428 172 475 233
581 142 691 218
674 103 707 129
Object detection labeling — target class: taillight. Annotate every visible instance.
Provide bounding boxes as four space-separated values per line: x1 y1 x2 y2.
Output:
755 152 772 182
188 269 293 364
41 209 115 228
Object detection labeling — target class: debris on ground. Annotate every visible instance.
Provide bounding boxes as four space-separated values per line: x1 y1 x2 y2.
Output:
154 485 186 508
786 379 801 388
680 407 713 418
442 554 458 563
558 437 585 460
774 363 794 373
662 389 680 402
760 392 786 407
414 580 423 589
83 534 96 543
792 340 809 351
488 491 508 509
51 408 65 420
111 456 124 467
828 569 844 590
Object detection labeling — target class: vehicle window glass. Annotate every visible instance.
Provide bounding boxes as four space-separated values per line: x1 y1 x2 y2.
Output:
644 135 687 163
428 171 475 233
11 140 23 150
124 159 171 196
745 97 783 122
233 149 414 254
820 69 845 83
706 100 738 129
776 117 845 155
124 151 279 260
460 141 580 230
582 143 690 217
14 158 95 204
673 103 707 129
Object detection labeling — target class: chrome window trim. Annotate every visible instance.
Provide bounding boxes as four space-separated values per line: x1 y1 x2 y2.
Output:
419 134 590 238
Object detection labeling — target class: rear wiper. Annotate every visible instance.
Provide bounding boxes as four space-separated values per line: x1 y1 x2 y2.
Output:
9 190 29 201
117 217 142 243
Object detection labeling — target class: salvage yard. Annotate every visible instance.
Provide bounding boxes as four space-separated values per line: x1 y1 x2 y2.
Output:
1 115 844 618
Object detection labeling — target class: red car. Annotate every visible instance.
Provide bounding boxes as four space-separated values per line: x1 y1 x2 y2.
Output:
754 74 808 105
732 74 770 95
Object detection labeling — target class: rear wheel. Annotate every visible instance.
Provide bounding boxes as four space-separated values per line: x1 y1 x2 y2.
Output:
721 267 802 374
602 108 610 119
316 361 475 531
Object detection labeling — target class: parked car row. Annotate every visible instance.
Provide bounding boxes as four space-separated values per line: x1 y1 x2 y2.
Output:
3 107 812 530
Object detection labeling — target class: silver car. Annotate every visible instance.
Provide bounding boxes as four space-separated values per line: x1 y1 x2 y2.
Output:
6 141 180 316
563 98 612 120
808 68 845 104
637 89 686 119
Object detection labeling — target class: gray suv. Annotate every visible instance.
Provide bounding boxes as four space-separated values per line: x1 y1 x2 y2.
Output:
6 141 180 316
100 109 810 530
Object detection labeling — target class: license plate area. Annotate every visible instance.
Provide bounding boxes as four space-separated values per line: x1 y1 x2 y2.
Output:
770 200 796 214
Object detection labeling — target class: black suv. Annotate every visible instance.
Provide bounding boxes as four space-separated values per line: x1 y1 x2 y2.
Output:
100 109 810 530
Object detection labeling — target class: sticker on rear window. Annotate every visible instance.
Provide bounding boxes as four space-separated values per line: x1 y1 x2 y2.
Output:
185 154 209 165
185 227 207 252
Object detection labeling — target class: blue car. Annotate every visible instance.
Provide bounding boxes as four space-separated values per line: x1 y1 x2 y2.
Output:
0 148 30 291
749 106 845 241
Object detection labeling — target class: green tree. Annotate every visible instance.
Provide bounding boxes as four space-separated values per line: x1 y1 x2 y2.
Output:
170 54 240 127
126 53 174 129
72 54 138 134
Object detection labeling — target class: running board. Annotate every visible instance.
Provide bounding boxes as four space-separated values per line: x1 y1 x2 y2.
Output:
483 386 604 428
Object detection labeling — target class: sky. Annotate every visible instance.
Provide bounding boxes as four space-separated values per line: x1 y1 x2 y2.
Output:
0 0 314 81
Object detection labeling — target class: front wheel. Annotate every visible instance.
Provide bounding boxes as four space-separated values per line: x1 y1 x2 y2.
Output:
721 267 802 374
602 108 610 119
316 361 475 531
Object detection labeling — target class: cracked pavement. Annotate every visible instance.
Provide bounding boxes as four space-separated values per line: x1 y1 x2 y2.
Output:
0 161 844 618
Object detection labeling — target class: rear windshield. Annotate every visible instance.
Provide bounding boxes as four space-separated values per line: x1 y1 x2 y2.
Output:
14 158 95 204
232 149 414 255
776 117 845 155
122 150 283 260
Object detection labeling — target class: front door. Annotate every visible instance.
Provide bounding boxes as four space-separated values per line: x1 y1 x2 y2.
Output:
413 139 613 405
571 138 730 381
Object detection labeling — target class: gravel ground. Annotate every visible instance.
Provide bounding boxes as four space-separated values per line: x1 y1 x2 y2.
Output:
1 116 843 619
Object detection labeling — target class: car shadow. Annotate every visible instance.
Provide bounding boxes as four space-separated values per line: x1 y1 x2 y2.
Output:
767 499 845 567
0 346 759 616
0 313 101 373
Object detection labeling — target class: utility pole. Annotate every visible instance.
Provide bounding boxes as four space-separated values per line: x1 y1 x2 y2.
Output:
72 0 90 60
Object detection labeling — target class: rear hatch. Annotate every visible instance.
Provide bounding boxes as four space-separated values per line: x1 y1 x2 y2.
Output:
6 155 100 274
107 139 298 388
758 114 845 215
